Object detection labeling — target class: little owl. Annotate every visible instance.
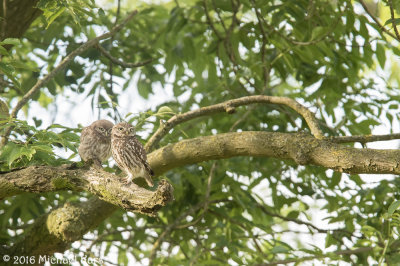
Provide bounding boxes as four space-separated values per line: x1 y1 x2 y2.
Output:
111 122 154 187
78 119 114 166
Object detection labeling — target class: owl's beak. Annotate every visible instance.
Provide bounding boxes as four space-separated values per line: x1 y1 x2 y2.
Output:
125 131 129 136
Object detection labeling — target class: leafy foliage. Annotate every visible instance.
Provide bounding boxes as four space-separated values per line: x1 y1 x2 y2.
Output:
2 0 400 264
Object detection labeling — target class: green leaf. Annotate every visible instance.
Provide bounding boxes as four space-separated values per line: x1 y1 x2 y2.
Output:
376 43 386 68
388 200 400 215
0 62 14 75
384 18 400 26
311 26 328 40
271 245 290 254
0 46 9 56
8 146 36 166
0 38 20 45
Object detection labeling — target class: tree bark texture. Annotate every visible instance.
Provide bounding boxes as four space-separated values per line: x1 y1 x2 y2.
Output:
0 0 42 41
2 131 400 200
2 131 400 257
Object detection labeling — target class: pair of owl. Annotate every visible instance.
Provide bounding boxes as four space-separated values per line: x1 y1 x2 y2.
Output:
78 120 154 187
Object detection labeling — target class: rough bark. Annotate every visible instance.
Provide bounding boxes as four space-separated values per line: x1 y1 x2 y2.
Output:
2 131 400 201
4 197 116 266
2 131 400 257
0 165 174 215
0 0 42 41
149 131 400 175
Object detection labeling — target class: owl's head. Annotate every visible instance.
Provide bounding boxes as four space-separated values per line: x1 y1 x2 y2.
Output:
91 119 114 137
112 122 136 138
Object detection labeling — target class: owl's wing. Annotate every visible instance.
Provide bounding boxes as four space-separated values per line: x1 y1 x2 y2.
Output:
134 138 154 176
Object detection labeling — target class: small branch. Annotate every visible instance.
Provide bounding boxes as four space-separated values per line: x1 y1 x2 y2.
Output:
250 0 269 88
145 95 323 151
263 247 373 266
202 0 222 40
0 10 138 147
148 200 223 265
359 0 399 41
257 204 352 236
96 43 154 68
388 0 400 40
174 162 217 230
0 165 173 216
0 77 12 88
329 133 400 143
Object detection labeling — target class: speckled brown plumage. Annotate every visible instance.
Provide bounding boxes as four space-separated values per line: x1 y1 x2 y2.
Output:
78 120 114 166
111 122 154 187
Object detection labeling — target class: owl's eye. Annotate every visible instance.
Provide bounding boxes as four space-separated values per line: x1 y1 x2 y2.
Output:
119 127 124 131
129 128 134 132
99 127 105 131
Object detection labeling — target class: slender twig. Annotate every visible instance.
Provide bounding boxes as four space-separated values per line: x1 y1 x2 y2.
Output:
96 43 154 68
211 0 227 32
262 247 373 266
106 0 121 121
359 0 399 41
257 203 352 236
175 162 217 229
0 76 13 89
202 0 222 40
0 10 138 147
145 95 324 151
329 133 400 144
250 0 269 88
388 0 400 40
148 200 226 265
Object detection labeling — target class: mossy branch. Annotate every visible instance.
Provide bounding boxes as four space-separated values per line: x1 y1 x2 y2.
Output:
0 165 173 216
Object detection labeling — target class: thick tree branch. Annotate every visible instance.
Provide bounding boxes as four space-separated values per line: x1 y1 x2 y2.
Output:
3 131 400 257
149 131 400 176
0 165 173 216
145 95 324 151
7 197 117 258
0 10 138 147
3 131 400 202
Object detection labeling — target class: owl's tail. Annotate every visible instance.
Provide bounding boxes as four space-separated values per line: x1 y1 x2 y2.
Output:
144 172 154 187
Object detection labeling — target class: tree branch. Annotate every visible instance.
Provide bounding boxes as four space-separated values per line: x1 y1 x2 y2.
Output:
263 247 373 266
3 131 399 257
0 165 173 216
0 10 138 147
3 131 400 203
389 0 400 40
96 43 154 69
257 203 352 236
359 0 399 41
6 197 117 259
148 131 400 175
145 95 324 151
330 133 400 143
